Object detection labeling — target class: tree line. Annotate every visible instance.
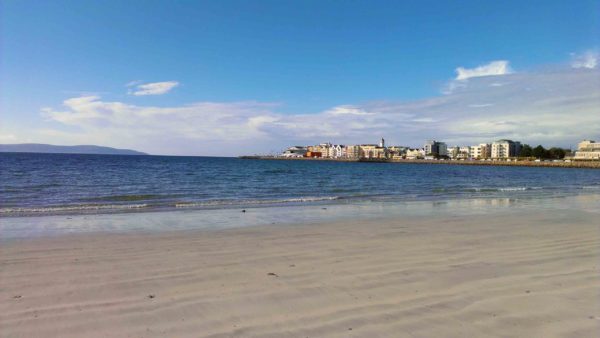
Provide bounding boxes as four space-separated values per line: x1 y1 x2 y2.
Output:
520 145 570 159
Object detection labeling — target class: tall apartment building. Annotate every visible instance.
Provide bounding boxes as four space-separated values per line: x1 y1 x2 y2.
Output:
424 140 448 156
491 140 521 158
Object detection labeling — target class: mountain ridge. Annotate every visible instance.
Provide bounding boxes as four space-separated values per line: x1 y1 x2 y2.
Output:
0 143 147 155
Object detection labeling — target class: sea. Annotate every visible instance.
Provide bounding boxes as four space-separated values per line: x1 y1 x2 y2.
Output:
2 152 600 216
1 153 600 238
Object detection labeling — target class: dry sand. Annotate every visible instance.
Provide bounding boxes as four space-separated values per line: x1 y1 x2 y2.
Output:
1 210 599 337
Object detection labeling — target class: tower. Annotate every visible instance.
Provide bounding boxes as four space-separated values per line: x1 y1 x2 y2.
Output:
379 137 385 148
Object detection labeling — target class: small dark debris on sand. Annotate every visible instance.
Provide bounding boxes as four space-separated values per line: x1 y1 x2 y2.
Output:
13 295 22 299
525 290 531 294
148 294 155 299
241 209 246 213
322 207 327 210
267 272 278 277
289 264 295 267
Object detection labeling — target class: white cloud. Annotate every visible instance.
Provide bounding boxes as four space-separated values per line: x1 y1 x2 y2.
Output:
128 81 179 96
455 60 512 80
324 106 375 116
571 51 598 69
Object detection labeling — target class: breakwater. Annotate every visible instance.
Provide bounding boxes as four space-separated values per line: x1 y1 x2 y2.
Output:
239 156 600 169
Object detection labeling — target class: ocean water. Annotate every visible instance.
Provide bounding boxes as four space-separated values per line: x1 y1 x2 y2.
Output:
1 152 600 217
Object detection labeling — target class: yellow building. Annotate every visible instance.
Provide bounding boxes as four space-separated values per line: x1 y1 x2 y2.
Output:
359 144 387 159
345 145 361 159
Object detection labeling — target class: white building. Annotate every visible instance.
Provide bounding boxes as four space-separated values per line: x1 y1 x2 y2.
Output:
469 143 491 159
406 148 425 159
573 140 600 160
281 146 307 158
491 140 521 159
446 146 459 159
328 145 347 158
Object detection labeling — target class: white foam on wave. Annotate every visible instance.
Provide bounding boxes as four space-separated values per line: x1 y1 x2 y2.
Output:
0 204 148 214
498 187 529 192
466 186 539 192
175 196 340 208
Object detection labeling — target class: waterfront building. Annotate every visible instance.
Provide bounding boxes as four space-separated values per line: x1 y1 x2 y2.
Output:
281 146 307 158
345 145 361 159
424 140 448 157
458 146 471 159
469 143 491 159
446 146 459 159
491 140 522 159
310 143 332 158
406 148 424 159
387 146 407 153
305 151 322 158
359 144 387 159
328 144 347 158
388 146 408 159
573 140 600 160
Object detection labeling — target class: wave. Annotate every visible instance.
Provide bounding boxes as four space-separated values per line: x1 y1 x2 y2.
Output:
1 196 343 215
0 204 148 214
175 196 340 208
434 186 544 193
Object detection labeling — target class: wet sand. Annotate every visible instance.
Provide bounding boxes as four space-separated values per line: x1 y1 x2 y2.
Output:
1 210 599 337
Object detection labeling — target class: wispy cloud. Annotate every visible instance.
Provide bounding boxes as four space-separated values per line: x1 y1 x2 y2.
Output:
127 81 179 96
324 106 375 116
571 50 598 69
443 60 513 94
455 60 513 80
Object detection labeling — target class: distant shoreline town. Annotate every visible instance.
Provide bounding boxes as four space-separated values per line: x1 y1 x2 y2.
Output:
242 138 600 168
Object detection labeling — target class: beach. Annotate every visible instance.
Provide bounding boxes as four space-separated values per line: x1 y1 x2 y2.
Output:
2 204 599 337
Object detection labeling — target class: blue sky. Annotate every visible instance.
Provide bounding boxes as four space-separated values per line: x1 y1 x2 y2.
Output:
1 0 599 155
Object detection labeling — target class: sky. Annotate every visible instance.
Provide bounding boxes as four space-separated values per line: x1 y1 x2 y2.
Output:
1 0 599 156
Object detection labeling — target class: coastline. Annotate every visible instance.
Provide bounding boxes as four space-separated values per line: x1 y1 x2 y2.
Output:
3 194 600 239
2 202 599 337
240 155 600 169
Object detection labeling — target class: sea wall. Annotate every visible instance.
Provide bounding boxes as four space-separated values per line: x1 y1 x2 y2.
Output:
239 156 600 169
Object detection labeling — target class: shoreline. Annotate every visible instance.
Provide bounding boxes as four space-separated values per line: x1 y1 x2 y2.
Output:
2 206 599 337
240 155 600 169
2 194 599 240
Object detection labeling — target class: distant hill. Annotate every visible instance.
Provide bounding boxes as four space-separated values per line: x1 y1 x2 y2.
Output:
0 144 147 155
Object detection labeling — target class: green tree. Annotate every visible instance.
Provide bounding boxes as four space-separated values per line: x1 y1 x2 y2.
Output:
520 144 533 157
532 145 547 159
548 147 566 159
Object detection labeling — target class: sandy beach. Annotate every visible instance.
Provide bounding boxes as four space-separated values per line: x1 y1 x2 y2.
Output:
1 208 599 337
